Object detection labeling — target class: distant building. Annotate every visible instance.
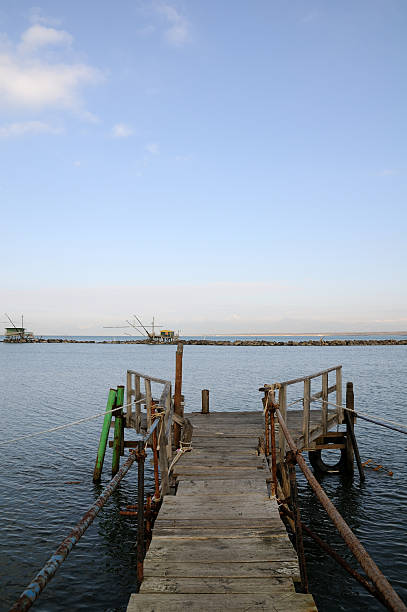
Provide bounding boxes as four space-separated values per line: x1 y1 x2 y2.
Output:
4 327 34 341
160 330 177 343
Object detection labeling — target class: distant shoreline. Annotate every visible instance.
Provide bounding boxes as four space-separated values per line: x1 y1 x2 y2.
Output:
2 338 407 346
213 331 407 337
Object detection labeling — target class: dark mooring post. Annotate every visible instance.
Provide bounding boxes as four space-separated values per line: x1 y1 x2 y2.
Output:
136 441 146 583
345 382 365 481
287 451 308 594
345 382 355 475
201 389 210 414
173 343 184 448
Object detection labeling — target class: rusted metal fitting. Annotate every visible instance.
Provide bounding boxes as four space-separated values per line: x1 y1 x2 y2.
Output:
285 450 297 465
135 447 146 461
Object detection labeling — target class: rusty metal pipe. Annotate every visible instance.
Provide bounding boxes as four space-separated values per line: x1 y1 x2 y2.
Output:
151 406 161 502
286 451 308 593
10 451 138 612
279 504 385 604
265 408 270 455
275 407 406 612
136 440 146 584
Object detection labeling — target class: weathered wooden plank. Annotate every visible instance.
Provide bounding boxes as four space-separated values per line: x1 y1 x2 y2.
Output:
154 518 281 528
157 507 280 521
140 576 295 594
175 472 270 481
176 479 268 495
153 527 288 538
146 538 298 563
142 560 300 580
126 408 323 612
127 593 317 611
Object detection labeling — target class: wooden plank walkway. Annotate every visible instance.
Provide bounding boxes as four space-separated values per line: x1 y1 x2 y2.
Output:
127 410 325 611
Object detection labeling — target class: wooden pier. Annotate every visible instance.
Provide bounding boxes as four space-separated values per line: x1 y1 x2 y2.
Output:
127 408 341 611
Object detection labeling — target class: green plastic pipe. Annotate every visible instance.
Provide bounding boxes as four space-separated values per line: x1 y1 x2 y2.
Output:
93 388 117 481
112 385 125 475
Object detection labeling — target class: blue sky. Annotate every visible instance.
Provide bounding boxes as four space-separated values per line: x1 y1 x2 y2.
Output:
0 1 406 334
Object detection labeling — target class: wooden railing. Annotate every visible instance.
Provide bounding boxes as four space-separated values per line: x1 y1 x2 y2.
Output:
126 370 173 495
265 365 343 460
126 370 172 430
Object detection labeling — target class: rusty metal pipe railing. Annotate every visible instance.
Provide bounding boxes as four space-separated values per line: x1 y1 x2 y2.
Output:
9 451 138 612
10 412 163 612
275 406 407 612
136 440 146 583
279 504 386 605
286 450 308 593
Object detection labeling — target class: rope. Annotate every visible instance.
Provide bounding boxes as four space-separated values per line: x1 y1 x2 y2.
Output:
310 396 407 432
168 441 192 474
0 401 134 447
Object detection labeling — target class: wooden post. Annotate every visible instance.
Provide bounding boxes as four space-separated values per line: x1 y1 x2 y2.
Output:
321 372 328 435
336 367 343 423
135 375 141 432
165 391 173 460
112 386 125 475
173 343 184 448
278 385 287 464
145 379 152 429
126 371 132 427
158 415 170 495
93 389 117 482
201 389 209 414
303 378 310 448
345 382 355 474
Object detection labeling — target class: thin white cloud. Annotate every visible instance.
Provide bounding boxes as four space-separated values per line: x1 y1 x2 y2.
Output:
29 7 62 27
0 121 62 138
379 168 398 176
155 3 190 47
19 24 73 54
146 142 159 154
0 24 103 116
111 123 134 138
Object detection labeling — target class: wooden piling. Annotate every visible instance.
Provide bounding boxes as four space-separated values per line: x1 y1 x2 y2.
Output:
345 382 355 474
173 343 184 448
93 389 117 482
201 389 209 414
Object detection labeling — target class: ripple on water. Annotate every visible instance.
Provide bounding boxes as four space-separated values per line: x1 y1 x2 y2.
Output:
0 343 406 611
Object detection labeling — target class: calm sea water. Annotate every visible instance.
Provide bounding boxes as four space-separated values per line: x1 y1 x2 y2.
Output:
0 341 406 611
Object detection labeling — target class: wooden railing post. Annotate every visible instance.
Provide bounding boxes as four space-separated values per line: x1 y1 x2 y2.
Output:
165 390 172 460
278 385 287 464
158 416 170 495
145 379 152 429
336 366 343 422
321 372 328 435
303 378 310 447
126 371 133 427
135 375 141 432
173 343 184 448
